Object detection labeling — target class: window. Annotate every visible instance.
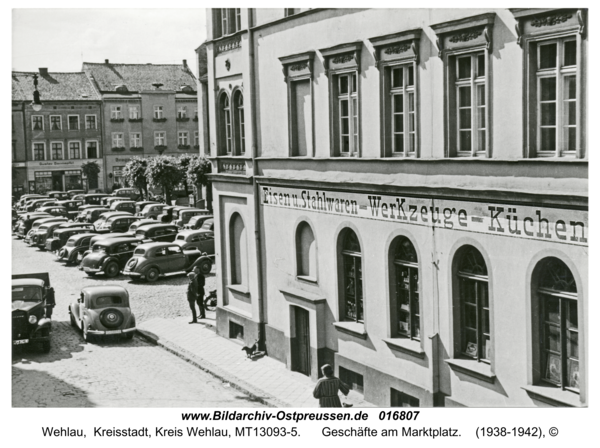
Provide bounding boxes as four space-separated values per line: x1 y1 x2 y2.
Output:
194 131 199 147
177 106 187 119
155 131 166 146
86 141 98 158
337 73 359 155
233 91 245 155
535 258 579 392
111 106 122 120
229 321 244 341
340 229 362 322
229 212 247 286
154 106 163 119
455 246 490 362
391 237 420 340
129 106 140 120
454 53 486 155
32 115 43 131
51 142 63 160
296 222 316 279
85 115 97 129
285 8 297 17
219 93 232 154
194 108 198 120
33 143 45 161
112 133 124 148
389 66 417 155
216 8 241 37
130 133 141 148
68 115 79 130
69 141 81 159
50 115 62 131
339 367 364 393
178 131 189 146
391 389 420 407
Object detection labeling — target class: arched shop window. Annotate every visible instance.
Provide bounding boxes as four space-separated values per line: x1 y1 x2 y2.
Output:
233 91 245 155
229 212 247 286
295 222 316 279
391 237 420 340
535 257 579 392
455 245 490 362
340 229 363 322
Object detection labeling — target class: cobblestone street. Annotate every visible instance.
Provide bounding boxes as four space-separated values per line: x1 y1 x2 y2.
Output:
12 237 264 408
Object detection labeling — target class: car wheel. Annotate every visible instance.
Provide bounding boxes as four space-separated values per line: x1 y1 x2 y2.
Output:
41 340 51 353
105 261 119 278
99 308 124 328
145 267 159 282
199 259 212 275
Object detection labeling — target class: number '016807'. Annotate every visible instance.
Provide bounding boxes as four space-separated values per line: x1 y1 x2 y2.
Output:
379 411 419 421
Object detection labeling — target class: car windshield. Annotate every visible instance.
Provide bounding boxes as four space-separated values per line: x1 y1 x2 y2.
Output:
92 245 107 254
134 248 145 255
176 235 185 240
201 220 213 230
135 230 146 237
12 286 43 305
94 296 123 307
66 238 76 247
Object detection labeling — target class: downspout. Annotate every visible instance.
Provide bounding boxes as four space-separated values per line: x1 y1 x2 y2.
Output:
248 8 267 350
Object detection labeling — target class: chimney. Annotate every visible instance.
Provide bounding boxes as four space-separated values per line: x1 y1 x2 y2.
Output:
183 59 188 68
105 59 109 64
39 68 48 76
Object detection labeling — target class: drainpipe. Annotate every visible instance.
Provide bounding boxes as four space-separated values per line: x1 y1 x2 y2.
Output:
248 8 266 351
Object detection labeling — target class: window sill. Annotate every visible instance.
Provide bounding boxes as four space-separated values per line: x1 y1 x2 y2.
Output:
110 119 124 123
176 118 190 122
445 358 496 384
130 147 143 152
333 321 367 340
129 118 143 122
383 338 425 358
153 118 167 123
521 385 582 408
296 275 317 284
226 284 250 297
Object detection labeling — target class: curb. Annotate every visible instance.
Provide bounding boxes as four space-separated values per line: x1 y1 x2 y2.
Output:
135 329 290 408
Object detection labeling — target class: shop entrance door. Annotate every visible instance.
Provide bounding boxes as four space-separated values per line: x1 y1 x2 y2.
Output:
292 307 310 376
52 172 64 191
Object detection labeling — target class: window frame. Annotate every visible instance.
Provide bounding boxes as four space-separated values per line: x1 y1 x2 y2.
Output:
130 132 142 148
85 114 97 130
32 115 44 131
129 106 140 120
153 105 164 119
154 131 166 146
177 106 187 119
338 229 363 323
50 141 64 160
110 106 122 120
178 131 189 146
68 140 81 159
232 90 246 155
32 141 46 161
215 8 241 37
50 115 62 131
85 140 99 159
217 92 233 155
390 236 421 341
295 221 317 282
67 114 80 130
111 132 124 148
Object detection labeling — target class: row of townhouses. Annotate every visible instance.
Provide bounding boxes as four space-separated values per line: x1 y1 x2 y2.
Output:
198 8 588 407
12 59 203 195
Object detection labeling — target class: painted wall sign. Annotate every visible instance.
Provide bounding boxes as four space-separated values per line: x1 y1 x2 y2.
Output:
262 186 588 247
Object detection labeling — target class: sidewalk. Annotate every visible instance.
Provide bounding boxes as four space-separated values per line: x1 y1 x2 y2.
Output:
137 315 375 408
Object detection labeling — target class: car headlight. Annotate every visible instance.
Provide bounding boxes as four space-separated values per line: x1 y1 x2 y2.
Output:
29 315 38 324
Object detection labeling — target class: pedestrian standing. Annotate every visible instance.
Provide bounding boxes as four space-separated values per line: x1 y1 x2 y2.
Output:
187 271 199 323
193 266 206 319
313 364 350 407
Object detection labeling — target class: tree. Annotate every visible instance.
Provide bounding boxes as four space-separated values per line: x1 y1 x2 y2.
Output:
176 154 194 197
187 155 212 210
81 160 101 192
123 157 149 199
145 156 184 204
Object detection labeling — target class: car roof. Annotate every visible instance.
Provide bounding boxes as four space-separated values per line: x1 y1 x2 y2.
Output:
138 223 177 230
81 285 129 298
56 227 90 233
137 242 178 250
177 229 210 236
12 278 45 288
96 237 140 246
71 232 98 240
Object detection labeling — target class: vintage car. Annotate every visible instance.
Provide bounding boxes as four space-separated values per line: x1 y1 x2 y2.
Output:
109 200 136 214
173 208 209 228
68 285 136 342
134 223 178 243
13 212 49 236
135 201 159 214
16 194 47 209
124 242 212 282
173 230 215 255
82 193 110 205
12 273 55 352
82 207 110 223
30 221 70 249
101 196 127 207
75 204 101 221
24 199 57 213
47 191 70 200
45 226 95 252
93 211 132 231
184 214 214 230
79 237 141 278
157 205 193 223
22 217 67 242
96 215 140 234
67 189 86 198
37 205 69 219
137 203 166 220
113 188 141 201
55 200 84 219
57 232 97 265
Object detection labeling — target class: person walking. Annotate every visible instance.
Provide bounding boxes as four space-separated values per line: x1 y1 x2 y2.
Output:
313 364 350 407
193 266 206 319
187 271 199 323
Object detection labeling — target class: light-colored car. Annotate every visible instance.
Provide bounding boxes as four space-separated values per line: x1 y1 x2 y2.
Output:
137 203 167 220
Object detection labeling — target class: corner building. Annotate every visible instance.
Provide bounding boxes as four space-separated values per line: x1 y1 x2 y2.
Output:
202 8 588 407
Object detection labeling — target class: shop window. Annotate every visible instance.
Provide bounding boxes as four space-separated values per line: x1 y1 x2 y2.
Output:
50 115 61 131
85 115 97 130
229 212 247 286
68 115 79 130
65 170 83 190
229 321 244 341
339 229 363 322
534 257 579 392
33 142 45 161
86 141 98 159
391 388 420 407
233 91 245 155
390 237 420 340
218 93 232 155
454 245 490 363
69 141 81 159
295 222 316 280
339 366 364 393
32 115 43 131
51 142 63 160
215 8 241 38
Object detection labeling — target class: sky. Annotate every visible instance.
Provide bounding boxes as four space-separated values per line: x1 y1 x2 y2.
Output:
12 8 206 76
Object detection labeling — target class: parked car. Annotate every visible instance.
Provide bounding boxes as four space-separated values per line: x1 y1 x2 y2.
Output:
67 189 86 198
14 213 51 238
23 217 67 243
12 273 55 353
76 204 100 221
24 199 57 213
174 229 215 254
113 188 141 201
184 215 214 230
82 193 110 205
83 207 110 223
124 219 157 236
137 203 166 220
79 237 141 278
71 194 86 202
55 200 84 219
30 221 70 249
57 232 97 265
124 242 212 282
17 194 47 210
68 285 136 342
101 196 127 207
37 205 69 219
135 201 159 215
87 233 132 250
93 211 132 231
174 208 209 228
110 200 136 214
96 215 140 234
157 205 192 223
45 226 95 252
47 191 70 200
134 223 178 243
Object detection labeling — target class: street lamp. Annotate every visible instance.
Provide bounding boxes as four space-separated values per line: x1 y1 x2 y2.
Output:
31 74 42 111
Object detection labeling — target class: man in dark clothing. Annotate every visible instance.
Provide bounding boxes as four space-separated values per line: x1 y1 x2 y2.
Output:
187 272 199 323
193 266 206 319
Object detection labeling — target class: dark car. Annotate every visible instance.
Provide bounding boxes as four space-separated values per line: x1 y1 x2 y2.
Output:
45 226 95 252
174 230 215 254
24 199 57 213
135 201 159 215
68 285 136 342
55 200 84 219
37 205 69 219
17 194 47 210
101 196 126 207
23 217 67 242
113 188 141 201
14 213 51 237
110 200 136 214
124 242 212 282
157 206 192 223
184 215 214 230
47 191 70 200
67 189 86 198
12 273 55 353
57 232 97 265
79 237 141 278
76 204 101 221
93 211 132 231
82 193 110 205
83 207 110 223
174 208 209 228
30 221 70 249
125 219 157 236
135 223 178 243
97 216 140 234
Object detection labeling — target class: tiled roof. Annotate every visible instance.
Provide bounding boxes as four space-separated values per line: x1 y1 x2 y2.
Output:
12 71 100 102
82 62 197 93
